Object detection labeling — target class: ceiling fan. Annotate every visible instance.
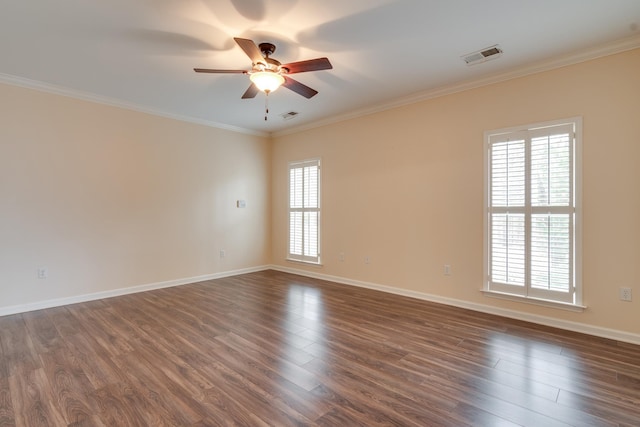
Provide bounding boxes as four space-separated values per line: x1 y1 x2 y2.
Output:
194 37 332 99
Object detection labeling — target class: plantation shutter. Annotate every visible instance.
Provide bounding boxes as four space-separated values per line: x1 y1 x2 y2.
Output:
487 121 577 304
529 128 573 296
289 159 320 263
489 134 526 288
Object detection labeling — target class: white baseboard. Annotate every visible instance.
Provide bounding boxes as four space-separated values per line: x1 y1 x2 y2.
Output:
270 264 640 346
0 265 271 317
4 264 638 346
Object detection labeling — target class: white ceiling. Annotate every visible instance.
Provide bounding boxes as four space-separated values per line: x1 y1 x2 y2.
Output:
1 0 639 135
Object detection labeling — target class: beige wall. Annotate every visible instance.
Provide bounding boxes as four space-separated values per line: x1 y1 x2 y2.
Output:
271 48 640 336
2 48 638 340
0 84 271 311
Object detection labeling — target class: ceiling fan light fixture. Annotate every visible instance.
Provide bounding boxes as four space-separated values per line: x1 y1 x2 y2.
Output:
250 71 285 93
195 38 332 100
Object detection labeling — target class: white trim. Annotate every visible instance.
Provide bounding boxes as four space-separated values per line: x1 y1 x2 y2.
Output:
0 73 268 138
0 265 270 317
270 264 640 346
2 264 638 345
573 118 584 305
1 36 637 139
484 117 582 305
286 258 324 268
481 290 586 312
288 158 321 264
273 34 640 138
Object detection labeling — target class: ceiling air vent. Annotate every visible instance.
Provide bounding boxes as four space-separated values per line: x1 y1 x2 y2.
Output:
461 45 503 66
280 111 300 120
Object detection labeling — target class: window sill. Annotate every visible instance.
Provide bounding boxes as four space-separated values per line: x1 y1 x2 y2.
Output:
482 290 586 312
286 258 324 268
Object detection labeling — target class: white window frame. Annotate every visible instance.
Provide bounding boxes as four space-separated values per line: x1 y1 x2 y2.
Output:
483 117 583 309
288 158 321 264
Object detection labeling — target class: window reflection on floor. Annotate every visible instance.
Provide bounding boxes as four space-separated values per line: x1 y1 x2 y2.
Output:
285 285 327 343
485 332 580 406
278 284 327 382
287 284 324 322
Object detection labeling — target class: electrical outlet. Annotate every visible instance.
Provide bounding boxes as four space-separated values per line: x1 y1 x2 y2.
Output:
620 287 632 302
219 250 226 259
364 256 371 264
37 268 48 279
339 252 345 262
444 264 452 276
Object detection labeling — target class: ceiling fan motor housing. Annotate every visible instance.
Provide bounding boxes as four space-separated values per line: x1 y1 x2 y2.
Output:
255 44 284 73
260 57 282 72
258 43 276 57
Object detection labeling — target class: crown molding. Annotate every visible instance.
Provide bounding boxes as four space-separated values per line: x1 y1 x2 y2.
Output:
0 73 269 138
2 33 638 140
273 34 640 138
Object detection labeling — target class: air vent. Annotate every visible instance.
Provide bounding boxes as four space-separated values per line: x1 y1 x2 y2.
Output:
280 111 300 120
461 45 503 66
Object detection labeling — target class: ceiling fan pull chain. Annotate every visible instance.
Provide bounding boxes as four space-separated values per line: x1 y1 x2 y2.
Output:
264 92 269 121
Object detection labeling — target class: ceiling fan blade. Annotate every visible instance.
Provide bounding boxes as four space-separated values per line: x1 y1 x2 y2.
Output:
282 57 332 74
241 83 259 99
282 76 318 99
233 37 265 65
194 68 247 74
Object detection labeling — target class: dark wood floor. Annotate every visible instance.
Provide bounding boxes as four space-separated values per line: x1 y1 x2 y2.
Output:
1 270 639 426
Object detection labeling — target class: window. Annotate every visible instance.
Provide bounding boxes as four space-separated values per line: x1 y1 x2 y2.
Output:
484 118 582 306
288 159 320 264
